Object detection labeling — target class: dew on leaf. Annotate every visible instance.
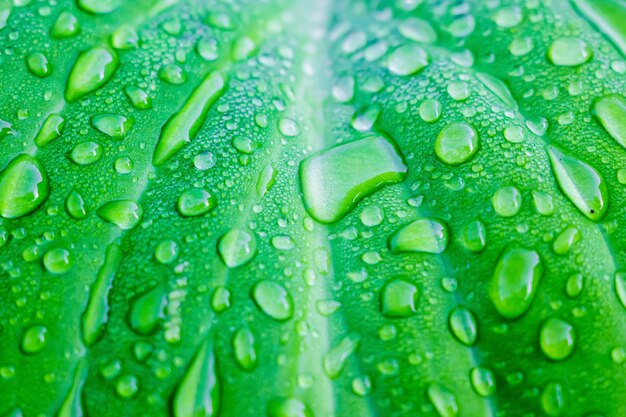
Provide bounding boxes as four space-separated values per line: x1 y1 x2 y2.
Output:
388 217 449 254
252 280 293 321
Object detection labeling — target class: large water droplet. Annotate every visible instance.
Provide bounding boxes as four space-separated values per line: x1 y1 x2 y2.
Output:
91 114 131 139
571 0 626 56
461 220 486 252
26 52 51 78
541 382 565 417
491 186 522 217
69 141 102 165
97 200 143 229
427 382 459 417
153 72 226 165
0 154 49 219
128 287 167 335
43 247 74 274
592 94 626 148
540 318 576 361
387 44 429 76
547 37 592 66
217 229 256 268
34 114 65 148
547 146 608 221
388 217 449 254
435 122 480 165
380 278 418 317
299 134 407 224
490 247 543 319
51 12 80 38
470 366 496 397
552 226 581 255
448 306 478 346
65 47 119 102
252 281 293 321
21 325 47 354
66 190 87 220
323 332 360 379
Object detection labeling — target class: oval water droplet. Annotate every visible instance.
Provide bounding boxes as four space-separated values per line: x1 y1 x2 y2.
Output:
128 287 167 335
155 240 178 264
65 47 119 102
381 278 418 318
177 189 216 217
69 141 102 165
51 12 80 38
387 44 429 76
43 247 74 274
26 52 51 78
91 114 131 139
491 186 522 217
490 247 543 319
470 366 496 397
124 86 151 110
96 200 143 229
449 306 478 346
427 382 459 417
540 318 576 361
110 25 138 50
435 122 479 165
21 325 48 354
252 280 293 321
217 229 256 268
552 226 581 255
388 217 449 254
267 397 313 417
547 146 608 221
233 327 257 371
0 154 50 219
461 220 486 252
541 382 565 417
66 190 87 220
548 37 592 66
419 98 442 123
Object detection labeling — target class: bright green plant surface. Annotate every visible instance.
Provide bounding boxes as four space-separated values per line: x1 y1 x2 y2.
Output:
1 0 626 416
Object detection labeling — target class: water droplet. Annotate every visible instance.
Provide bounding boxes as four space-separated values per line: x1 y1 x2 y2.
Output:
21 325 47 354
159 64 186 85
232 136 254 154
461 220 486 252
193 151 216 171
271 235 295 251
399 18 437 43
323 332 360 379
110 25 138 50
267 397 313 417
56 361 87 417
448 306 478 346
0 118 15 140
351 104 381 132
82 243 122 346
387 44 429 76
233 327 257 371
540 318 576 361
217 229 256 268
493 5 523 28
360 205 384 227
43 247 74 274
211 286 231 313
77 0 121 14
435 122 479 165
97 200 143 229
26 52 51 78
447 81 470 101
155 240 179 264
252 280 293 321
65 47 119 102
231 36 257 61
332 76 355 103
352 375 372 396
490 247 543 319
256 164 276 198
388 217 449 254
91 114 131 139
541 382 565 416
419 98 442 123
116 374 139 398
278 118 300 137
547 146 607 221
548 37 592 66
566 273 584 298
115 157 133 174
124 86 151 110
177 189 216 217
592 94 626 149
615 271 626 309
427 382 459 417
552 226 581 255
503 125 525 143
153 72 226 165
532 191 555 215
197 38 219 62
342 31 367 54
34 114 65 147
299 134 407 223
0 154 50 219
69 141 102 165
66 190 87 220
570 0 626 56
380 278 418 318
51 12 80 38
470 366 496 397
491 186 522 217
476 73 518 109
128 287 167 335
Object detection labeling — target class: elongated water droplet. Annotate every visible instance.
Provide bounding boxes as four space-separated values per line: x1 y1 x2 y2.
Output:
435 122 480 165
461 220 486 252
490 247 543 319
540 318 576 361
267 398 313 417
172 339 220 417
91 114 131 139
541 382 565 417
332 76 355 103
323 332 360 379
177 189 216 217
548 37 592 66
97 200 142 229
256 164 276 198
351 104 381 132
399 17 437 43
128 287 167 335
592 95 626 148
547 146 608 221
449 306 478 346
66 47 119 102
533 190 555 215
153 72 226 165
571 0 626 56
124 86 151 110
252 281 293 321
470 366 496 397
34 114 65 147
155 240 178 264
388 217 448 254
69 141 102 165
77 0 121 14
300 134 407 224
82 243 122 346
56 360 87 417
0 154 49 219
427 382 459 417
380 278 418 317
217 229 256 268
615 271 626 309
552 226 581 255
66 190 87 219
233 327 257 371
387 44 429 76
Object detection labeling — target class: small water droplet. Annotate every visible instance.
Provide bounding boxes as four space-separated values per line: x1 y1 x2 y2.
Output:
51 12 80 38
217 229 257 268
448 306 478 346
21 325 47 354
252 280 293 321
26 52 51 78
267 397 313 417
177 189 216 217
110 25 138 50
419 98 442 123
540 318 576 361
91 113 132 139
43 247 74 274
155 240 179 264
491 186 522 217
435 122 479 165
97 200 143 229
69 141 102 165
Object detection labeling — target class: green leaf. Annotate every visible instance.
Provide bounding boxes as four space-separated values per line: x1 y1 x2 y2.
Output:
1 1 626 416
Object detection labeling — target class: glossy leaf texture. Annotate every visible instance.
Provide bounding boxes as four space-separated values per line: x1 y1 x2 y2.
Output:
1 0 626 416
